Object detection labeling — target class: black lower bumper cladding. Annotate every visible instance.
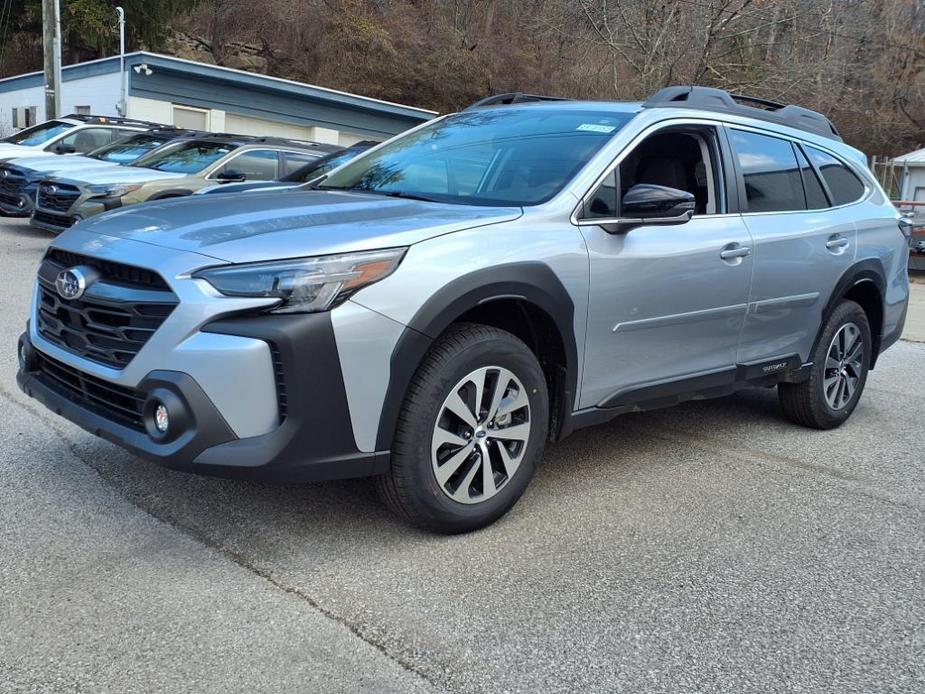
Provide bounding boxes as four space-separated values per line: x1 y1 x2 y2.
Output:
17 314 389 482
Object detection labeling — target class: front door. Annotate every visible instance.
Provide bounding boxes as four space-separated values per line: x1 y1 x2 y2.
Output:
577 123 754 409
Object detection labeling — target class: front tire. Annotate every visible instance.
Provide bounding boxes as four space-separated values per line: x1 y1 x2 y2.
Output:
378 323 549 533
778 300 871 429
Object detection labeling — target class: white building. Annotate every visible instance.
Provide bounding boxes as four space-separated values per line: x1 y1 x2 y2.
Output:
0 51 436 146
893 147 925 203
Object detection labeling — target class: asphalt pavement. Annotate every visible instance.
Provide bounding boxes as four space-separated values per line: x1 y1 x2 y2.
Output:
2 217 923 694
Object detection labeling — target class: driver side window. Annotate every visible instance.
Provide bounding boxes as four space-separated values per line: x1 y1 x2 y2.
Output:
580 126 723 221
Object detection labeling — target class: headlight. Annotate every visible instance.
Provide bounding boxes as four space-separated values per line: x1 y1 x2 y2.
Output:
193 248 407 314
87 183 142 198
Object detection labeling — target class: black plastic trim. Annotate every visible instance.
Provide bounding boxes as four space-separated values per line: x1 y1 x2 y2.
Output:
18 335 236 470
374 262 578 450
568 355 808 434
815 259 886 368
202 311 390 481
147 189 194 201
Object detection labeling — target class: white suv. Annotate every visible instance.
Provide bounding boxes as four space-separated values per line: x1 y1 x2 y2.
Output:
0 114 159 163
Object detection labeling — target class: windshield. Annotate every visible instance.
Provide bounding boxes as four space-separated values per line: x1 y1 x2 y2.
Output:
132 141 236 174
284 147 371 183
3 120 74 146
89 134 172 163
319 109 633 206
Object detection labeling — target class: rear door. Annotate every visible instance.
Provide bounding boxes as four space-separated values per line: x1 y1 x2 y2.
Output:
730 127 858 365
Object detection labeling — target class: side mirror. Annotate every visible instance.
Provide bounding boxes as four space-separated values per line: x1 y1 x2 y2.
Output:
217 169 246 183
54 143 76 154
621 183 696 222
578 182 696 234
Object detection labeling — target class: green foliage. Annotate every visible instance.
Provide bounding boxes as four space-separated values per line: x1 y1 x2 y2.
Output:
63 0 201 51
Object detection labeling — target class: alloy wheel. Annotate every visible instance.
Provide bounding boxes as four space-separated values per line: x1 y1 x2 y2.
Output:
823 322 864 410
431 366 531 504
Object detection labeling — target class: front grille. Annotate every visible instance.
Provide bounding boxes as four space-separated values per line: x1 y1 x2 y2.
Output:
33 209 74 230
269 344 288 421
47 249 170 291
34 351 146 430
37 181 80 212
36 252 177 368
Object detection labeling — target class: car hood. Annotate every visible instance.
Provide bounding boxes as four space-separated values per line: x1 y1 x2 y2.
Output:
8 155 124 177
56 166 188 186
73 189 523 263
0 143 39 161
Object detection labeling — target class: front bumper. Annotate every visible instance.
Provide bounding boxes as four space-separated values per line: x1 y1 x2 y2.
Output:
0 187 35 216
17 312 391 481
30 208 75 233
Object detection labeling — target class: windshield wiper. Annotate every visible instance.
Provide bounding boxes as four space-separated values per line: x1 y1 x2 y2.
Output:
322 186 438 202
375 190 440 202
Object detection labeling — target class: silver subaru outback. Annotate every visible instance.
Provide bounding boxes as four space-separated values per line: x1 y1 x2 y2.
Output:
17 87 910 533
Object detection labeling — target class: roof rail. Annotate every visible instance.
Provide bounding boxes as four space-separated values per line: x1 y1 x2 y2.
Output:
642 86 842 142
465 92 570 110
64 113 175 129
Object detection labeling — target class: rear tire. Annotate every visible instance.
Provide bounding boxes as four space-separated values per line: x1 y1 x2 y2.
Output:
778 300 871 429
378 322 549 533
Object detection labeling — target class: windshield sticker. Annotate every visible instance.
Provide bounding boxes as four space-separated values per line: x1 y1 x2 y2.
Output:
576 123 616 133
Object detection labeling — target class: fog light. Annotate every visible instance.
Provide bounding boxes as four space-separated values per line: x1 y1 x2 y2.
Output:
154 403 169 433
17 341 28 369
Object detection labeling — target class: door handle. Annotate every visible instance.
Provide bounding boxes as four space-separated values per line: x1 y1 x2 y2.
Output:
720 245 751 261
826 237 850 251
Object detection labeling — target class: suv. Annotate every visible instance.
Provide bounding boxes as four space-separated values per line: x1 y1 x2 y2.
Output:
0 114 160 163
29 135 339 233
194 140 378 197
16 87 910 533
0 129 197 217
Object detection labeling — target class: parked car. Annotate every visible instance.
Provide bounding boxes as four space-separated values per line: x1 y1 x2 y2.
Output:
0 129 200 217
16 87 910 532
29 135 336 233
194 141 377 196
0 114 163 163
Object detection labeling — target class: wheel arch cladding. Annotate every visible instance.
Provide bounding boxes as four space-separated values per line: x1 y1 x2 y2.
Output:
148 190 193 200
817 259 886 368
374 262 578 451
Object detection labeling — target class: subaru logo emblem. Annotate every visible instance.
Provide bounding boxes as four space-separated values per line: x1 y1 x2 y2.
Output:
46 184 57 195
55 266 90 300
0 169 7 177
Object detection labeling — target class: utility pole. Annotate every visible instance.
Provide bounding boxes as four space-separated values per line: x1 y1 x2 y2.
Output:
116 7 127 116
42 0 62 119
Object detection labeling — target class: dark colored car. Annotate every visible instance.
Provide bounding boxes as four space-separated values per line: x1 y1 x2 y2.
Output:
0 129 199 216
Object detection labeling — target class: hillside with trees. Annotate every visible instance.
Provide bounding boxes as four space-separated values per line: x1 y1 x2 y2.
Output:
0 0 921 155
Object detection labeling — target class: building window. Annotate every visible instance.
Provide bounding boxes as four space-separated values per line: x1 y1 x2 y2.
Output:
73 105 91 115
173 105 209 131
12 106 37 129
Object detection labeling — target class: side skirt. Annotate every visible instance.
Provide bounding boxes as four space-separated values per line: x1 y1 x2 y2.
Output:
560 355 810 438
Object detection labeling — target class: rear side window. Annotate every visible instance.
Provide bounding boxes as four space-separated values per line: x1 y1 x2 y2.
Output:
280 151 320 177
805 146 865 206
795 146 829 209
729 130 804 212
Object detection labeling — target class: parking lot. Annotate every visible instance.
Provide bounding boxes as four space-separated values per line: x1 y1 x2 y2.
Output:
1 216 923 693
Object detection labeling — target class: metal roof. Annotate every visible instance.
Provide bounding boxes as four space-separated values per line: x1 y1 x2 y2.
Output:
0 51 436 122
892 147 925 166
